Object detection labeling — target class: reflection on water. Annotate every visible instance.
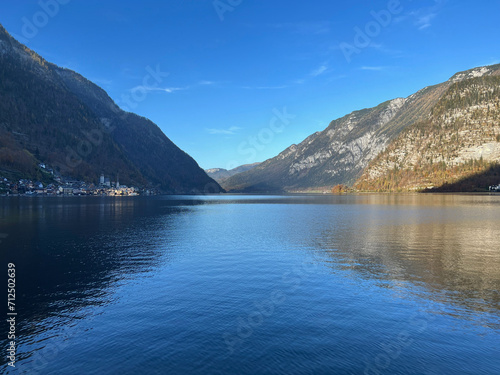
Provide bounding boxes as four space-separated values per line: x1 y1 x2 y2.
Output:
0 194 499 374
0 197 204 365
312 198 500 327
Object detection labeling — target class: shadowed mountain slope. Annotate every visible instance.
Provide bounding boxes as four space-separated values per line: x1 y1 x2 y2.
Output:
0 24 221 193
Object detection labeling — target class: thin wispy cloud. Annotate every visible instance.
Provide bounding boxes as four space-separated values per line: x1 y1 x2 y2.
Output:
367 43 405 58
129 80 219 94
241 62 330 90
409 0 446 31
242 85 289 90
310 64 328 77
268 21 331 35
131 85 185 93
326 74 347 83
157 87 185 93
360 66 385 71
198 80 216 86
206 126 242 135
330 41 403 58
416 13 437 30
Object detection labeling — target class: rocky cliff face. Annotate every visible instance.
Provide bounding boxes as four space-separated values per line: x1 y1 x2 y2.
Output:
356 66 500 191
224 64 500 193
223 80 447 192
223 98 409 192
0 24 222 193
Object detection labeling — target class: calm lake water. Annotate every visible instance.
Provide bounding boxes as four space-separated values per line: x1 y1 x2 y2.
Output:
1 194 499 374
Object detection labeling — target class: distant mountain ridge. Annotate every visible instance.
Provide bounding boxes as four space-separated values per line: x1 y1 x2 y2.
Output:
0 23 222 193
206 163 261 183
223 64 500 192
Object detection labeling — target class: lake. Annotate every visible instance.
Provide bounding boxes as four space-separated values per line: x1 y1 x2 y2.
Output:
1 194 499 374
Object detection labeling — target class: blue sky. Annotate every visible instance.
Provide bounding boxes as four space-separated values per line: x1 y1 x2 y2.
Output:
1 0 499 169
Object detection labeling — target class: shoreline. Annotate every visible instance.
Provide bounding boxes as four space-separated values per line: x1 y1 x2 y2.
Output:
2 191 499 198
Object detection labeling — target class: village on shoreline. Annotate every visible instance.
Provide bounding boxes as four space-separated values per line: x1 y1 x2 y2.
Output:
0 164 160 197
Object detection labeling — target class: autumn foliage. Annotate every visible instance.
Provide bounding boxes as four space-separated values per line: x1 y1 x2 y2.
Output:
331 184 350 194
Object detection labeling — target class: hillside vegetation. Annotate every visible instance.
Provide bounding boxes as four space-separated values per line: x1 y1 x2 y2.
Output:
355 74 500 192
0 24 221 193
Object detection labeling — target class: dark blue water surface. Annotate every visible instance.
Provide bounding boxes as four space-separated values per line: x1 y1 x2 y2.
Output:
1 194 499 374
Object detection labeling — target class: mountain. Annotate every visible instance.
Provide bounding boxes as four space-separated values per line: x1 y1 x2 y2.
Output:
223 64 500 193
0 23 222 193
355 66 500 192
206 162 261 183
